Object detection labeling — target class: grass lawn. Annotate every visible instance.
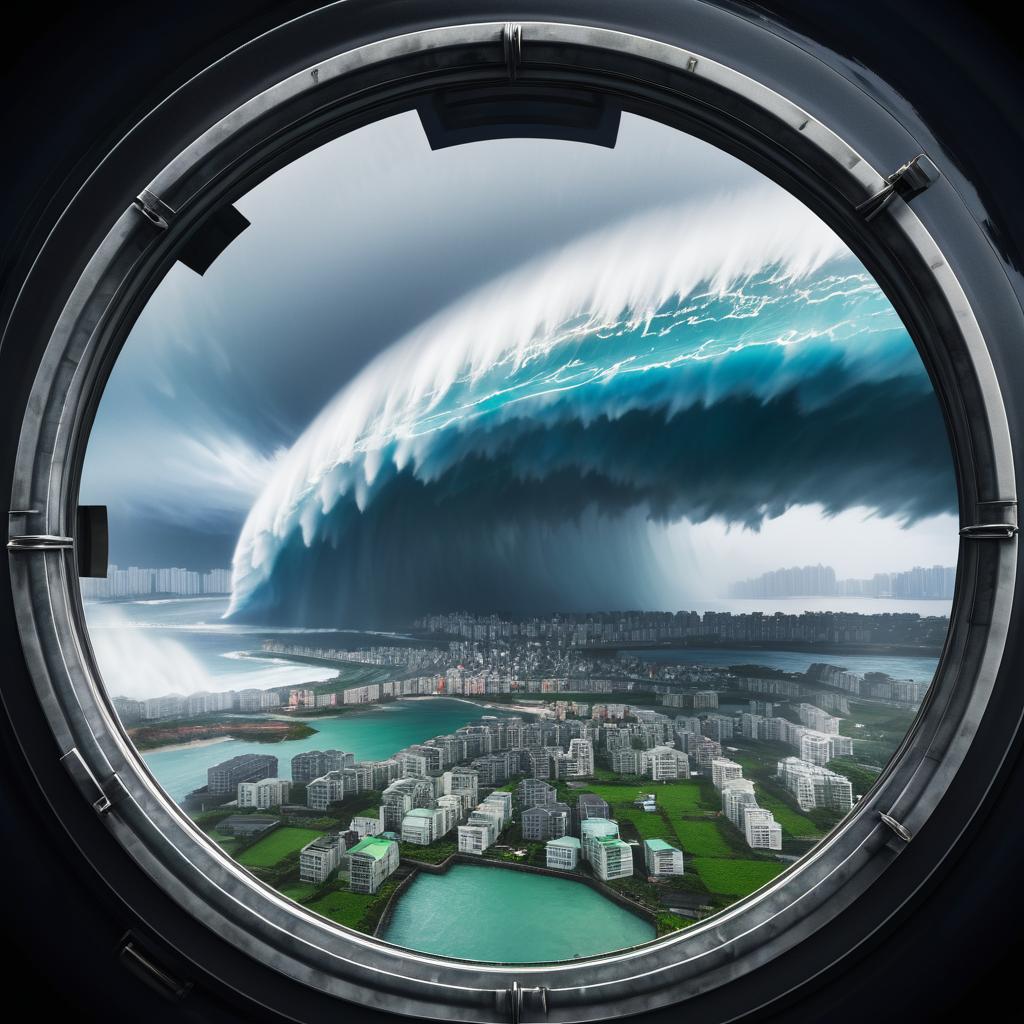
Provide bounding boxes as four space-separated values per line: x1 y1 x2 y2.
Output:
618 809 677 842
277 882 319 903
690 857 786 897
237 827 323 868
753 792 824 839
672 819 733 857
584 781 704 815
305 888 377 929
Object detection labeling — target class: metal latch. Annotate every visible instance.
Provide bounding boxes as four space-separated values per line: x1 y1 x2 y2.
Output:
133 188 176 230
879 811 913 843
857 154 940 221
503 23 522 80
960 499 1018 540
7 533 74 551
505 981 548 1023
60 748 128 814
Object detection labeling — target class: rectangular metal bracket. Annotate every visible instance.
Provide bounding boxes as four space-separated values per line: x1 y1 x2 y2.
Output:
7 533 74 551
119 933 193 1001
857 153 940 221
503 982 548 1023
77 504 108 577
960 499 1018 540
60 748 128 814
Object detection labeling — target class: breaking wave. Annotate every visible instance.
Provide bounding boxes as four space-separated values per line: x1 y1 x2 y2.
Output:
226 187 954 626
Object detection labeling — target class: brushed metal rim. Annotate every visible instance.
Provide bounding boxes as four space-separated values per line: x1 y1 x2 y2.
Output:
6 14 1017 1023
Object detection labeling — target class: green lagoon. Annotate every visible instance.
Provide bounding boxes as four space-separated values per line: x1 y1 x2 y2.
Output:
383 864 655 961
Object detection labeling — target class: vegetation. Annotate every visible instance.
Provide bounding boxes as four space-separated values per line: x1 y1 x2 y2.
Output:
689 857 786 897
237 826 324 868
827 758 881 798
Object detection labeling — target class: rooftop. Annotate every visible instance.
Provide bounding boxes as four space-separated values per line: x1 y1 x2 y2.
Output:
643 838 678 852
347 837 396 861
547 836 582 849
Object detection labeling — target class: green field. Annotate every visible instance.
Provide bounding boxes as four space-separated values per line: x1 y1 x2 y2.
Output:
305 888 377 928
617 809 677 842
690 857 787 897
278 882 319 903
585 781 705 814
672 819 733 858
237 827 323 868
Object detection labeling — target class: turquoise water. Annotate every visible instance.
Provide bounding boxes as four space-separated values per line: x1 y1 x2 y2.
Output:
144 698 509 801
383 863 655 961
624 647 939 681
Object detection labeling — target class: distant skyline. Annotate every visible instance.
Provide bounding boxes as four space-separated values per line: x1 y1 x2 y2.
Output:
80 110 958 627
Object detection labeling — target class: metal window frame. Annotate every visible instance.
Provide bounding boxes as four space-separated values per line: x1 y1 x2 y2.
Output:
5 13 1019 1024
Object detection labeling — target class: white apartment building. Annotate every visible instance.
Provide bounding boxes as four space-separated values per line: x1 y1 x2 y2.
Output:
545 836 582 870
743 806 783 851
642 745 690 781
237 777 290 810
299 832 347 884
711 757 744 790
457 823 491 855
643 839 684 876
721 778 758 828
567 738 595 776
590 835 634 881
799 732 833 766
348 837 399 894
581 817 620 861
777 757 854 812
350 815 384 839
401 807 447 845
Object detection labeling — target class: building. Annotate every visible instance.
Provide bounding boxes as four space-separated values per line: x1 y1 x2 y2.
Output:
307 770 352 810
777 757 854 812
215 814 278 839
237 777 290 810
299 832 347 884
401 807 447 845
574 793 611 835
522 801 571 840
516 778 555 808
291 749 354 782
711 758 744 790
442 766 479 810
611 749 640 774
721 779 758 829
743 807 783 851
347 836 399 894
641 746 690 781
799 732 833 767
546 835 582 870
590 834 634 881
350 815 384 839
207 753 278 795
643 838 684 876
567 738 595 776
580 817 620 860
457 823 492 855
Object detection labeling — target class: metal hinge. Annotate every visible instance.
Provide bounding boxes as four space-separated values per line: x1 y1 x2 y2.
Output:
879 811 913 843
856 154 940 221
503 23 522 80
60 748 128 815
133 188 176 231
7 533 74 551
960 499 1018 540
505 982 548 1023
119 934 193 1001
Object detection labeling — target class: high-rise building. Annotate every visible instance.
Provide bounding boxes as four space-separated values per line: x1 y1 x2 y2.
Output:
348 837 399 894
643 838 684 876
207 754 278 795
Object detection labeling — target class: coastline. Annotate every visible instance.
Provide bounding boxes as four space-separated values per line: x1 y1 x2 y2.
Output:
141 735 234 755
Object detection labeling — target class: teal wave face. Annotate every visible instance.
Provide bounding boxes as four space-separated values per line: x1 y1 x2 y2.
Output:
226 192 954 627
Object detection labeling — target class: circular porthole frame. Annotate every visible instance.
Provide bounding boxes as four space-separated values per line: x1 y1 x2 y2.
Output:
5 7 1021 1024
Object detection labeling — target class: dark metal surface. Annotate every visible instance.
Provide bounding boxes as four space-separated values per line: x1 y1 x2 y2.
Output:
1 3 1023 1023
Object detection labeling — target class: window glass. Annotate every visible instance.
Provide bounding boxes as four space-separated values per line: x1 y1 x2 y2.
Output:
80 110 957 962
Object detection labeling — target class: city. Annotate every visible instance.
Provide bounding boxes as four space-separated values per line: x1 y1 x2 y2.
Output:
108 612 924 958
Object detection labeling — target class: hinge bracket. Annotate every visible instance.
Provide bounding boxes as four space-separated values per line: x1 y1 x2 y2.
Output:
504 982 548 1023
120 934 193 1001
857 154 939 221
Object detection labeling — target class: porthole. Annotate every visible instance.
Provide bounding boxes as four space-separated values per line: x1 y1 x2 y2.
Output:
5 7 1019 1023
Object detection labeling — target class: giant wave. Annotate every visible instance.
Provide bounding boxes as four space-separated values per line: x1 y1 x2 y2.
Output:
226 187 955 626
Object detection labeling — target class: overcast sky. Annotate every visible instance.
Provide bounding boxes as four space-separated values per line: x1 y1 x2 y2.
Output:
81 110 958 613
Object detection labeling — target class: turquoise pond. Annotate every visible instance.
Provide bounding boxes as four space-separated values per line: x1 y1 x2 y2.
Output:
383 863 655 962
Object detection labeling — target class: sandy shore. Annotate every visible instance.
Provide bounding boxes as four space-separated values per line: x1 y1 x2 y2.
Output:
144 735 234 755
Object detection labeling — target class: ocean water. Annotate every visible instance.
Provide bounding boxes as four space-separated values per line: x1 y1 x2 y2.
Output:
624 647 939 681
143 698 513 801
383 863 655 961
